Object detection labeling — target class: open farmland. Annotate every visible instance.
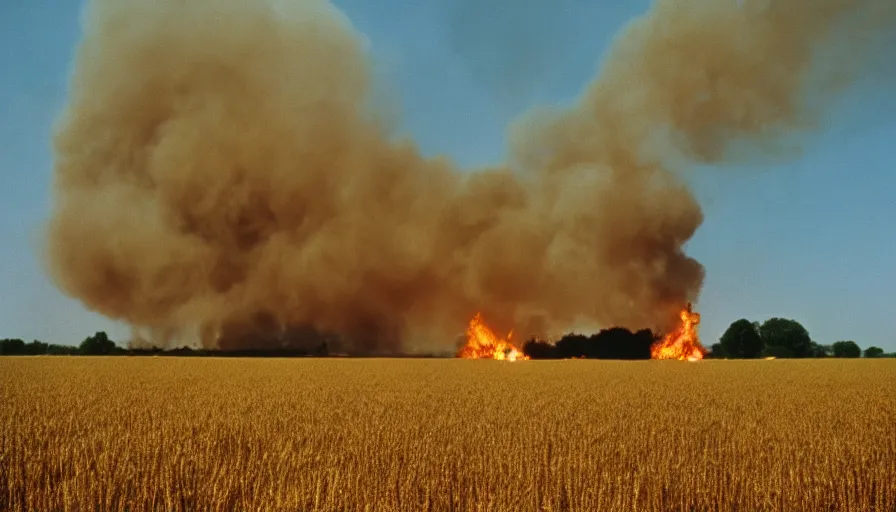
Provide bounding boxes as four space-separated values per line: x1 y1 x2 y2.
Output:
1 358 894 511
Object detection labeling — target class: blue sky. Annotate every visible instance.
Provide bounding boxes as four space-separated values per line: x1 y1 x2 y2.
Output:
1 0 894 350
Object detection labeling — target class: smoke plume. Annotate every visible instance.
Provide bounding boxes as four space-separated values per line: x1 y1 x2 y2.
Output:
45 0 894 353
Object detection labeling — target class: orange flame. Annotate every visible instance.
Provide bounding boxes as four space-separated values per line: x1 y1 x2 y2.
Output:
650 303 705 361
457 313 530 361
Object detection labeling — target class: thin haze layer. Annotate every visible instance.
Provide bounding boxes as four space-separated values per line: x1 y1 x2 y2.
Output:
45 0 894 352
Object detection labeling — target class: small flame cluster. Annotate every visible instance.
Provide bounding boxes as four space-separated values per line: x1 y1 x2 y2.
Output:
457 313 529 361
650 303 705 361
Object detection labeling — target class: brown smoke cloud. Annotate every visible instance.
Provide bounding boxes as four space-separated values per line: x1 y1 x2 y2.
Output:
45 0 894 353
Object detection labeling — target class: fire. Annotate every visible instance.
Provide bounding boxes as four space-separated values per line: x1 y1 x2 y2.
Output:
457 313 529 361
650 303 706 361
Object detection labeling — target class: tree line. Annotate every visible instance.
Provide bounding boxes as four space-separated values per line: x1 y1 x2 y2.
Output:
707 317 893 359
0 332 329 357
522 328 659 360
2 318 894 359
519 316 894 360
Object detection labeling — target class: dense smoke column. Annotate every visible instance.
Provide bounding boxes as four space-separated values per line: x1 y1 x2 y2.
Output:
45 0 894 351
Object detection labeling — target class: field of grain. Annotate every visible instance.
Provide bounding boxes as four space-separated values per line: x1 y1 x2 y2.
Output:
1 357 894 511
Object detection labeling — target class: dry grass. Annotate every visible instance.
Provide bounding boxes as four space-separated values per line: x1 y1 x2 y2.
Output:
1 357 894 511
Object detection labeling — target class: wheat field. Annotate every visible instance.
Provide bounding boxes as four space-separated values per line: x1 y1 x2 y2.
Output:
1 357 894 511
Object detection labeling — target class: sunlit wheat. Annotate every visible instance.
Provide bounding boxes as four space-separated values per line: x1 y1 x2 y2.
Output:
1 358 893 511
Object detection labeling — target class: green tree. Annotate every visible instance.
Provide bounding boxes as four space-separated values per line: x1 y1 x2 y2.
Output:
719 319 764 358
0 338 26 355
47 344 79 355
708 342 728 358
79 331 117 355
762 344 794 358
25 340 48 355
863 346 885 358
759 318 812 358
832 340 861 358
